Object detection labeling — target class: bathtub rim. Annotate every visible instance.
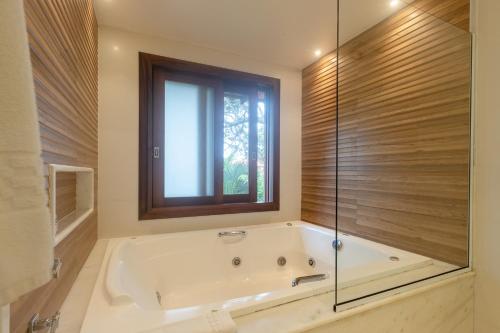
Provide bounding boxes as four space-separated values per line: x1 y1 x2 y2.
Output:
80 220 471 332
103 220 435 313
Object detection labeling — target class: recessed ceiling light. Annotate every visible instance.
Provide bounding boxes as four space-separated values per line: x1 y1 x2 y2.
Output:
390 0 399 7
314 49 322 57
113 45 119 51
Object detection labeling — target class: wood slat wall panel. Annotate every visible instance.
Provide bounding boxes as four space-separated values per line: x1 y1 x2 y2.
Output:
55 172 77 221
301 1 470 266
10 1 98 332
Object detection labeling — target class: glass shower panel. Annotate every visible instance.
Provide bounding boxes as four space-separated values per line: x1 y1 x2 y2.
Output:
298 0 339 309
335 0 472 308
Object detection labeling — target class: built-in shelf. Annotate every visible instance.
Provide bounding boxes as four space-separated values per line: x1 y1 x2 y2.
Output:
49 164 94 245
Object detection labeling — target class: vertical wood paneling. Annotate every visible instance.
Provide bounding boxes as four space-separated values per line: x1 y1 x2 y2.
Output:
302 1 471 266
10 1 98 332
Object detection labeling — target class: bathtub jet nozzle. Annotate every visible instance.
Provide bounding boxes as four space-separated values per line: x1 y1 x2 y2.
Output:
277 256 287 266
232 257 241 267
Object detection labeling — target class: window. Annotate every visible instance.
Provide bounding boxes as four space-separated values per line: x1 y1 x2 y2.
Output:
139 53 280 219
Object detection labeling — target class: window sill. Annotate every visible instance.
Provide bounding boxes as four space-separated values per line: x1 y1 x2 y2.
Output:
139 201 279 220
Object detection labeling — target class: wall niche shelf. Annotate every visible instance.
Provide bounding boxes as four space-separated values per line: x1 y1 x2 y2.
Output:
49 164 94 245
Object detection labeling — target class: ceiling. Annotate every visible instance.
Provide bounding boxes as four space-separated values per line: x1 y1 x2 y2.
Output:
94 0 410 69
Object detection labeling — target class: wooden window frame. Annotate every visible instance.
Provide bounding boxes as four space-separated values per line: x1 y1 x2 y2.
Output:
139 52 280 219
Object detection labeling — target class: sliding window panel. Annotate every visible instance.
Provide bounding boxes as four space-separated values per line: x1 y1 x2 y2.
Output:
223 87 253 202
152 70 222 207
335 0 472 308
256 89 269 203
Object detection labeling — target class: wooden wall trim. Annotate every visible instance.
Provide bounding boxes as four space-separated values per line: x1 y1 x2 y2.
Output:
301 0 471 266
10 1 98 332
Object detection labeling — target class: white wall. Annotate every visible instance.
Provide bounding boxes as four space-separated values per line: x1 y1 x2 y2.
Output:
0 305 8 333
473 0 500 332
98 26 302 238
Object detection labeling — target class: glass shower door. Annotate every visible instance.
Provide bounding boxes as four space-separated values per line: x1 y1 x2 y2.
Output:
334 0 472 309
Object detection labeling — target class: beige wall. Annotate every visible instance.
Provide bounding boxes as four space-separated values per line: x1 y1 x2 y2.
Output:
98 26 302 238
473 0 500 332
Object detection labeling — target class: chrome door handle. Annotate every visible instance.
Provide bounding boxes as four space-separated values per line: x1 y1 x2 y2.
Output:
218 230 247 238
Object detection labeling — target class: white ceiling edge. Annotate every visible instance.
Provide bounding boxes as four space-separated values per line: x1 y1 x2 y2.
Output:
98 24 305 74
94 0 410 70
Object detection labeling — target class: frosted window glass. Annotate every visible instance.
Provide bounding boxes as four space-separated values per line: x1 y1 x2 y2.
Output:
164 80 214 198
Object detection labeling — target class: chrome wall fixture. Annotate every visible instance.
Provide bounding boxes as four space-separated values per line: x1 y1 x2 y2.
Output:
52 258 62 278
28 312 60 333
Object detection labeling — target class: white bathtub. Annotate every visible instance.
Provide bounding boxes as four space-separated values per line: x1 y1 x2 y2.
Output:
81 221 433 332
